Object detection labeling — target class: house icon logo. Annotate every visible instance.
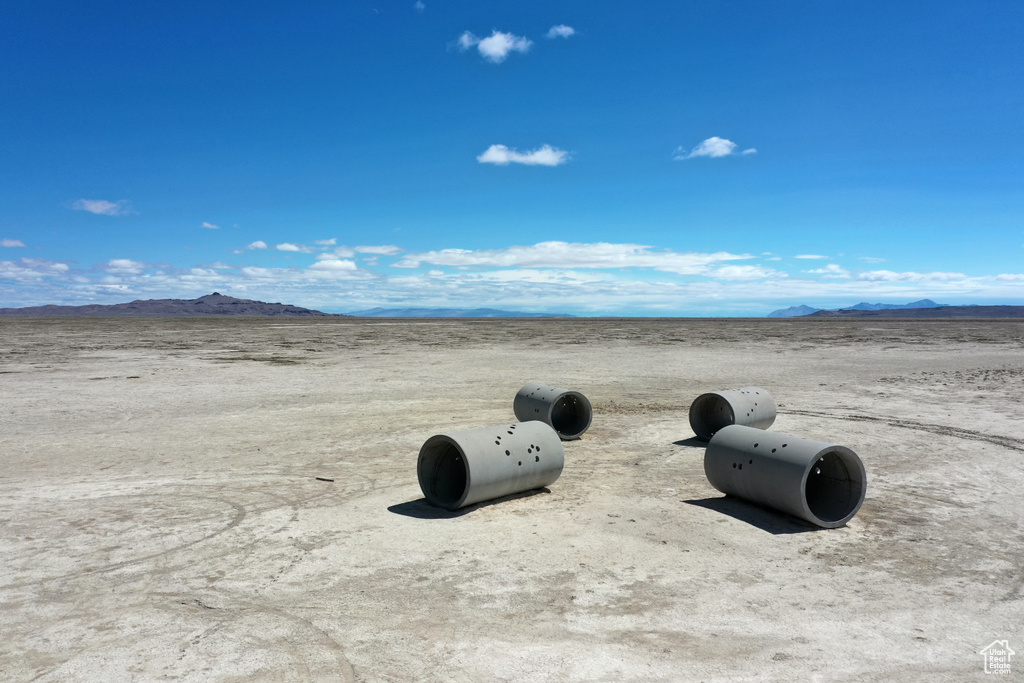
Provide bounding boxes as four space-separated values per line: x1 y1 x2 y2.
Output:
980 640 1015 674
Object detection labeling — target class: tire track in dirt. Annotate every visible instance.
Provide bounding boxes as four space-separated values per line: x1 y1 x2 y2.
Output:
1 475 392 592
786 409 1024 453
0 494 247 591
162 593 357 682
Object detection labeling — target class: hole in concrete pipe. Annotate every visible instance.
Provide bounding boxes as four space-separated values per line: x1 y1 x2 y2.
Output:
419 439 467 509
805 449 865 524
550 393 592 439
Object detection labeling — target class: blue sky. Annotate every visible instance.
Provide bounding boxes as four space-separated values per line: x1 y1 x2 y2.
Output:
2 1 1023 315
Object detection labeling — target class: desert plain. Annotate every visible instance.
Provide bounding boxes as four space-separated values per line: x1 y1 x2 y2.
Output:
1 316 1022 681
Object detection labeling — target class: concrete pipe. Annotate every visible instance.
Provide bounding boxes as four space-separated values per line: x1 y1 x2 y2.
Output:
418 421 565 510
513 383 593 440
704 424 867 528
689 386 776 441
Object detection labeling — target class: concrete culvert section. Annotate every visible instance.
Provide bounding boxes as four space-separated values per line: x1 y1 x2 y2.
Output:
418 440 468 509
417 421 564 510
804 449 866 525
689 387 776 441
704 424 867 528
513 383 593 440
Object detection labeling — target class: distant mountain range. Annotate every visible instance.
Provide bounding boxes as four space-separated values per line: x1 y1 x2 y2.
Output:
350 307 573 318
768 299 1024 318
767 304 823 318
808 305 1024 318
0 293 338 317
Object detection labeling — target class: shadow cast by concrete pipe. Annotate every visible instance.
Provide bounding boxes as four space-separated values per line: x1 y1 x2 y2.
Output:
682 496 821 535
672 437 707 448
388 488 553 520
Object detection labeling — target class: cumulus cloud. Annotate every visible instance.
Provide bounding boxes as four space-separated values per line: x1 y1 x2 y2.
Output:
711 265 781 280
2 239 26 248
394 241 753 276
247 241 268 250
319 247 355 259
674 137 756 160
105 258 145 274
309 259 358 272
71 199 136 216
477 144 569 166
276 243 314 253
858 270 967 283
457 30 531 63
414 0 425 11
0 257 70 282
546 25 575 39
457 31 478 51
6 246 1024 316
805 264 851 278
201 222 220 230
355 245 403 255
315 238 337 246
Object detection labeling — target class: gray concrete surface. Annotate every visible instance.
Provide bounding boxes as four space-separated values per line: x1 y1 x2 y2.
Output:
1 317 1022 681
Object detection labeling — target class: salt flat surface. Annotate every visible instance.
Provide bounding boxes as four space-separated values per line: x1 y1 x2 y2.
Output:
1 317 1022 681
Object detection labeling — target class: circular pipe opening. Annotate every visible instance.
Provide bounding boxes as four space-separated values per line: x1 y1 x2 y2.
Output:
804 449 866 526
419 438 468 509
550 393 592 439
689 394 735 441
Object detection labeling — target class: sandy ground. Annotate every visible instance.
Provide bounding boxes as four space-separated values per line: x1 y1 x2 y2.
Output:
1 317 1022 682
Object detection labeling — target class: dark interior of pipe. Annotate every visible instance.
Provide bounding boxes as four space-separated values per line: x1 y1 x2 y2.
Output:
804 450 864 524
550 394 592 439
420 439 467 509
690 394 735 441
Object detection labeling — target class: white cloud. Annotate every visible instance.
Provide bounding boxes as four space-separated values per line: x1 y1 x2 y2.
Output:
247 241 268 250
319 246 356 259
105 258 145 274
711 265 780 280
414 0 425 11
355 245 403 255
858 270 967 283
546 25 575 39
795 254 828 260
2 239 26 248
0 258 70 282
456 268 609 285
309 259 358 272
189 268 219 277
457 31 478 51
805 264 851 278
477 144 569 166
457 30 531 63
201 222 220 230
276 242 314 253
394 241 752 275
315 238 337 246
859 256 886 263
674 137 755 160
71 199 136 216
7 235 1024 315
